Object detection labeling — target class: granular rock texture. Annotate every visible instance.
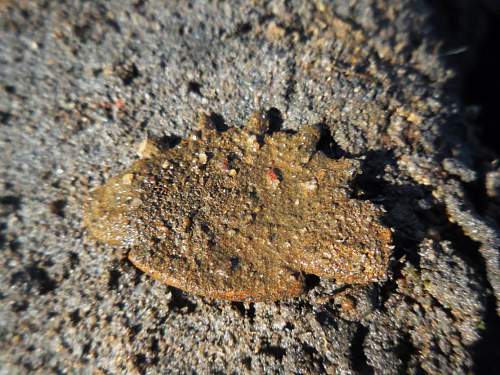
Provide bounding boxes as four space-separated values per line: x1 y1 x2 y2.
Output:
0 0 498 374
85 113 392 301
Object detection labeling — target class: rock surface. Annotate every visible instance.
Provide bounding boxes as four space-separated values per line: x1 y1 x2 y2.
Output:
0 0 498 373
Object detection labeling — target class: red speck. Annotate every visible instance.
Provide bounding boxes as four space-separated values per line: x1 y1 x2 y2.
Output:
98 99 125 111
220 158 229 171
114 98 125 109
266 168 281 183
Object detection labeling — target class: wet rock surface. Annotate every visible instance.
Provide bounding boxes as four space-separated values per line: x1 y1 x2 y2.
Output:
0 0 499 373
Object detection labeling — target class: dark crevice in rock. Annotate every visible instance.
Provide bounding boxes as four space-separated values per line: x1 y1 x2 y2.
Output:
187 81 202 96
11 299 29 312
265 107 284 133
231 301 255 323
428 1 500 157
350 324 373 375
473 293 500 374
11 264 58 295
69 309 81 325
460 8 500 155
4 84 15 94
116 62 141 86
235 22 252 36
241 357 252 370
0 195 22 212
73 23 93 44
133 0 147 15
105 18 121 34
247 303 256 322
158 134 182 149
231 301 246 316
302 344 326 373
315 306 338 328
0 223 7 251
129 323 142 338
81 342 91 358
49 199 67 218
434 213 483 276
150 338 160 365
133 353 147 374
68 252 79 268
0 111 12 125
315 123 348 160
302 343 326 373
208 112 228 132
463 178 490 216
394 333 418 375
314 123 334 154
168 287 197 313
27 265 57 294
124 258 144 286
304 274 320 292
260 345 286 361
107 269 121 291
8 238 20 252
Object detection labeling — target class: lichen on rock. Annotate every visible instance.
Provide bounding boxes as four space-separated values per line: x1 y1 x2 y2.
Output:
84 112 392 301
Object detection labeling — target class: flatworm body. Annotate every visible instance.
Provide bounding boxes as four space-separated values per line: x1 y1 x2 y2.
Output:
84 112 392 301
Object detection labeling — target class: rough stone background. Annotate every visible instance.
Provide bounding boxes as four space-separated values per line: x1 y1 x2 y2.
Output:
0 0 499 374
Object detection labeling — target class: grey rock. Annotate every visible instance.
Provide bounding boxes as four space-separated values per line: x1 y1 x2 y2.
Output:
1 0 498 373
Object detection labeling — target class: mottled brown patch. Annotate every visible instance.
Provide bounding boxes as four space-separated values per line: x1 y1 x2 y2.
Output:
84 112 392 301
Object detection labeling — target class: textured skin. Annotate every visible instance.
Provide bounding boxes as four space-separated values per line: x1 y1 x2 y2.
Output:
85 113 392 301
